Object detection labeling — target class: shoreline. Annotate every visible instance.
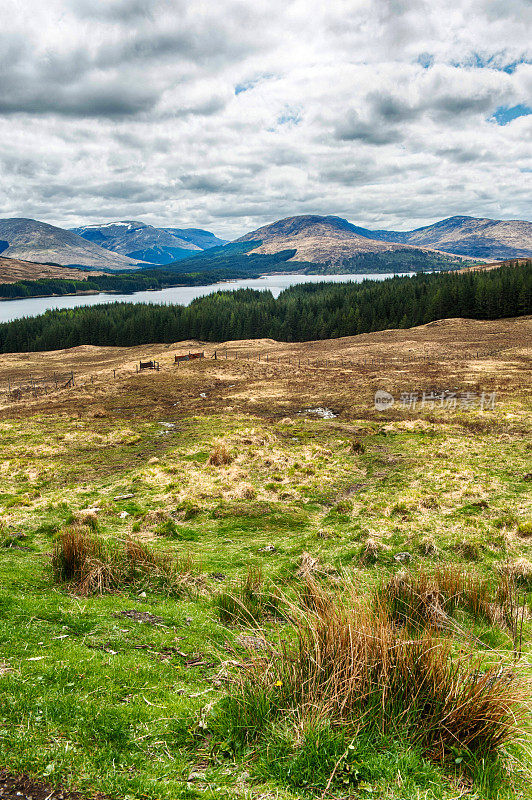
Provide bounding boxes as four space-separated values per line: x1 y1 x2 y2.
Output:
0 268 422 304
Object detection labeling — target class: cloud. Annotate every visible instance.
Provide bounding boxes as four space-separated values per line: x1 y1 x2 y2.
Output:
0 0 530 237
0 83 158 117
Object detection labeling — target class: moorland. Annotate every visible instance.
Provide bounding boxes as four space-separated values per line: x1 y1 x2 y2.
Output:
0 311 531 800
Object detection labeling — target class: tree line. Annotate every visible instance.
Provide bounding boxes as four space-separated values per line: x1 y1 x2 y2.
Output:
0 261 529 354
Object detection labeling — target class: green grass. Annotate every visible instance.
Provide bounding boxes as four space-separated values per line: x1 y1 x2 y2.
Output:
0 408 531 798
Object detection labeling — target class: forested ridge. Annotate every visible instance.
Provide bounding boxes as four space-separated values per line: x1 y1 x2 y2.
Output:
0 261 529 353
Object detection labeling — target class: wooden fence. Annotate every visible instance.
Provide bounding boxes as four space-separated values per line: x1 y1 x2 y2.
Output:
137 360 160 372
175 351 204 363
4 371 74 401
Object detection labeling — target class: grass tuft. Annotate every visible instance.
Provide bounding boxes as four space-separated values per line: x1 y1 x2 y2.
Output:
51 527 199 596
377 566 523 633
215 565 281 625
209 581 528 768
207 441 233 466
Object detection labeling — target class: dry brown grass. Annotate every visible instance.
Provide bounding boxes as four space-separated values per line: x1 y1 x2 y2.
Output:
0 317 530 423
378 566 525 636
51 527 199 596
0 256 103 285
296 551 337 581
498 557 532 586
226 578 527 759
207 441 234 466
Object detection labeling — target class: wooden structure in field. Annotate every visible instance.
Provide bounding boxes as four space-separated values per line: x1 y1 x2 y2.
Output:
137 360 160 372
174 351 204 363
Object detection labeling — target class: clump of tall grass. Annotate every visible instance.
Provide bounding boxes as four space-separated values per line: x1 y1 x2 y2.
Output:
377 566 523 634
51 526 199 596
209 579 527 764
207 441 233 466
216 565 281 625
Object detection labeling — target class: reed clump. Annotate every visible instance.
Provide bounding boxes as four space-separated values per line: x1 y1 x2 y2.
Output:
207 441 233 466
51 527 198 596
216 565 281 625
377 565 522 632
210 578 527 762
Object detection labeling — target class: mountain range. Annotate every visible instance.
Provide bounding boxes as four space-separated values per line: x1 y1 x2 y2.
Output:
0 214 529 275
237 215 532 265
0 218 143 271
366 216 532 259
71 221 227 265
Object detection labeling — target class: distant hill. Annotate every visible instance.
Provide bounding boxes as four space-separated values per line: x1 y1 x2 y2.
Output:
72 221 203 265
162 228 228 250
367 216 532 259
459 256 532 273
0 219 144 270
0 255 102 284
235 215 464 270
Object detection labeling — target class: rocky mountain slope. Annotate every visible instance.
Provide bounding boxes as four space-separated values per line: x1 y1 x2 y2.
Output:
236 215 462 267
0 255 102 284
0 219 143 270
72 221 203 265
367 216 532 259
236 213 531 265
162 228 228 250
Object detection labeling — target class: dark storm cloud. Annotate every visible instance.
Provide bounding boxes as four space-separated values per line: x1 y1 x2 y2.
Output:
429 92 498 117
87 180 164 201
180 174 242 194
336 79 507 144
368 92 418 123
319 164 395 185
435 146 486 163
37 179 165 203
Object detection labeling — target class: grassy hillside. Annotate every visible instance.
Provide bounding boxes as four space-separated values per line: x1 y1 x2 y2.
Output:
0 319 531 800
0 256 102 285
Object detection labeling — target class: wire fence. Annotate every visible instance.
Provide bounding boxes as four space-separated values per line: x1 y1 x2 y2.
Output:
0 347 509 404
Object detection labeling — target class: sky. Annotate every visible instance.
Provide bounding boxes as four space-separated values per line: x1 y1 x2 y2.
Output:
0 0 530 239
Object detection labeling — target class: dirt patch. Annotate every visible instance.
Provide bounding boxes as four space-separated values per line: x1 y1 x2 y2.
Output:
114 609 166 625
0 771 101 800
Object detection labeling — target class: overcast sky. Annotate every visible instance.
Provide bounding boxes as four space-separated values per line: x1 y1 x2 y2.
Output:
0 0 530 238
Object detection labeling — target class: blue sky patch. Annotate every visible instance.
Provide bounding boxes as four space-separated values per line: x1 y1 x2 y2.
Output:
235 73 276 95
277 108 302 126
491 104 532 125
417 53 434 69
451 52 530 73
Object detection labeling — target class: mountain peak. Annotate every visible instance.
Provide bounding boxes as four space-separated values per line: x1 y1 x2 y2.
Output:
236 212 531 263
0 217 144 270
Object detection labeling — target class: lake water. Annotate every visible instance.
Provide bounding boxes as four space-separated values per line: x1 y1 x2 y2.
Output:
0 272 405 324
